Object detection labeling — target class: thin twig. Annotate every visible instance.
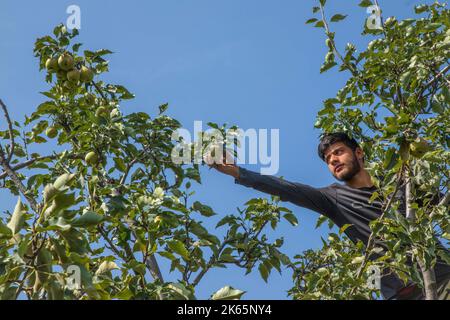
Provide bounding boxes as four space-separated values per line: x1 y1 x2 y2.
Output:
0 153 84 180
0 99 16 163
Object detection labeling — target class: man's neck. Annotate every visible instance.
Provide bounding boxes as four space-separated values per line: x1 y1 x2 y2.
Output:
345 168 374 189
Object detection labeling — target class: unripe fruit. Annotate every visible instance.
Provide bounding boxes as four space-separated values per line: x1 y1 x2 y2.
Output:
45 58 59 73
66 69 81 83
85 151 99 166
58 53 74 71
45 127 58 139
80 66 94 83
326 38 333 50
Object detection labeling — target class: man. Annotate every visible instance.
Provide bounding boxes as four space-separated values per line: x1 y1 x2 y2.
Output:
207 132 450 300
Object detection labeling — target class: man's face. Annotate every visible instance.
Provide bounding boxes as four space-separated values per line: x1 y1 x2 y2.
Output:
324 142 362 182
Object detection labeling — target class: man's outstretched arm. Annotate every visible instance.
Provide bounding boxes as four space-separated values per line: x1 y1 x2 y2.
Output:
207 152 337 219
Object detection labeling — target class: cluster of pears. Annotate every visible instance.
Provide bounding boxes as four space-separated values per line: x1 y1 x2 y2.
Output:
45 53 94 91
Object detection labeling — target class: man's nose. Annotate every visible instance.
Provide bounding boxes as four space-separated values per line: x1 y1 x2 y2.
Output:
330 155 340 165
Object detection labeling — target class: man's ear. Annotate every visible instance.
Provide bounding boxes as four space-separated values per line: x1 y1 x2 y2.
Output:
355 147 364 162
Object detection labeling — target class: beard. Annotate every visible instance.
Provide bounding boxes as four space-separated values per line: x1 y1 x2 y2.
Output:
333 154 361 182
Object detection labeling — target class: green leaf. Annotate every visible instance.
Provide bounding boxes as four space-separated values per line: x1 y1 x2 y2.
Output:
71 211 104 228
315 21 325 28
0 221 12 238
414 5 428 14
283 213 299 226
96 260 119 275
210 286 246 300
7 197 26 235
167 240 190 260
330 14 347 22
259 263 269 282
359 0 373 7
159 103 169 114
41 216 72 232
53 173 76 190
192 201 216 217
315 215 328 229
113 157 127 173
339 223 352 235
167 282 196 300
306 18 318 24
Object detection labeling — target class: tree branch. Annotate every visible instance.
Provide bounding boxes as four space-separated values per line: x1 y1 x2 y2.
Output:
0 99 16 164
417 64 450 104
429 189 450 219
0 154 84 180
0 147 39 213
350 166 405 296
405 167 438 300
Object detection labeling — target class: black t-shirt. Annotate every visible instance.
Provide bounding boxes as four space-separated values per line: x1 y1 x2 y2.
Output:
235 167 450 299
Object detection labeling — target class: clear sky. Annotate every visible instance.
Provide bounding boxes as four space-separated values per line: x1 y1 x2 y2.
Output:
0 0 427 299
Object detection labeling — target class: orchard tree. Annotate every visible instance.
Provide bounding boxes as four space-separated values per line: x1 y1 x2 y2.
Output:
0 25 297 300
289 0 449 299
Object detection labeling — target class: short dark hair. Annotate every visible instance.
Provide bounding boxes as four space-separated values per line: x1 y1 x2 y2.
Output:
318 132 361 162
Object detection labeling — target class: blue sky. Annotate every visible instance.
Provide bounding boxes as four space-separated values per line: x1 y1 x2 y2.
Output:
0 0 427 299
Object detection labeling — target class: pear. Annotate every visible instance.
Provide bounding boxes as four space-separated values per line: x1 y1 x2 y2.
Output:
66 69 81 83
45 127 58 139
45 58 59 73
80 66 94 83
58 53 74 71
85 151 99 166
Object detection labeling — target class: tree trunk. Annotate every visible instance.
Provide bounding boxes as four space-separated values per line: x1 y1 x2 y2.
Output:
405 170 438 300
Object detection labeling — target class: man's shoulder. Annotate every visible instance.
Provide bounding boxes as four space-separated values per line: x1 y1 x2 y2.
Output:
324 182 342 190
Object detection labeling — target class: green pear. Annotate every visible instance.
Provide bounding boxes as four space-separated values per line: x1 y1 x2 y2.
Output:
45 127 58 139
58 53 74 71
85 151 99 166
45 58 59 73
66 69 81 83
80 66 94 83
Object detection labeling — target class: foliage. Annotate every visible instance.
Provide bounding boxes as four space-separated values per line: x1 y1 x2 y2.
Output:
293 0 450 299
0 25 296 300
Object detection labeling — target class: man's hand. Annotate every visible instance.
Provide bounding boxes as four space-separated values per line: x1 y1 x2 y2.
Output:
204 147 240 179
